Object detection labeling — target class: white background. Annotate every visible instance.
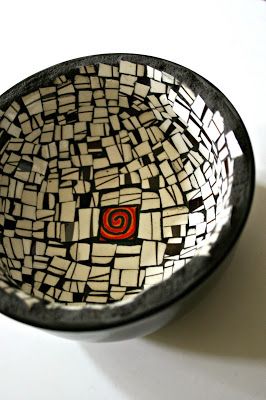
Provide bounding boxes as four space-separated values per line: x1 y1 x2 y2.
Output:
0 0 265 399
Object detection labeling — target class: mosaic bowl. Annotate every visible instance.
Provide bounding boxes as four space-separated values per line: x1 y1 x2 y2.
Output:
0 54 254 341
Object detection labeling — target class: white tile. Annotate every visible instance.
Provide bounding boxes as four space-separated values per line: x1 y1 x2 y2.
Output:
70 243 90 261
116 245 141 254
191 95 205 118
173 101 190 123
106 145 123 164
204 195 216 209
110 115 120 131
98 63 112 77
114 256 140 269
194 167 206 186
145 274 163 285
219 146 229 161
171 133 189 154
189 212 204 226
163 213 188 226
135 141 152 157
225 130 243 158
119 61 137 75
150 80 166 93
72 263 91 281
162 141 179 161
92 243 116 256
60 201 76 222
157 242 166 264
152 212 162 241
205 120 220 142
188 119 201 138
120 270 139 287
159 188 175 208
213 111 224 133
184 234 196 248
201 181 212 199
134 82 150 97
140 241 156 266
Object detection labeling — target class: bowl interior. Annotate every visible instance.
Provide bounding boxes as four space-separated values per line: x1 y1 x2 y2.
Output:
0 58 244 308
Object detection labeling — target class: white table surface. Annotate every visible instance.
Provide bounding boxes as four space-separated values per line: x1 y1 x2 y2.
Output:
0 1 265 399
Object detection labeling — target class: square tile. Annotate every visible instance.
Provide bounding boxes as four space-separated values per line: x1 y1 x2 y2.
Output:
99 206 138 242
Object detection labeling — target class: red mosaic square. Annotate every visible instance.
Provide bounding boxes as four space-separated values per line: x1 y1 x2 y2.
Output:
99 206 138 242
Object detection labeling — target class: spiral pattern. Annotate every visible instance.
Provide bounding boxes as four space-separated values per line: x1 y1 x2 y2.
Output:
100 206 137 241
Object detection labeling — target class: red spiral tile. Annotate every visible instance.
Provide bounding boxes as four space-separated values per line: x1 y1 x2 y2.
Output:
99 206 138 241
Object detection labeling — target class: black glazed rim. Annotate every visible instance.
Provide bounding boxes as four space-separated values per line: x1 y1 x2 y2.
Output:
0 53 255 332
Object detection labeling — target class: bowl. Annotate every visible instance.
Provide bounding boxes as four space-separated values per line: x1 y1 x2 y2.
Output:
0 54 255 341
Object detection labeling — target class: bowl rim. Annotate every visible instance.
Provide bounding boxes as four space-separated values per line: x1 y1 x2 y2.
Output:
0 53 255 332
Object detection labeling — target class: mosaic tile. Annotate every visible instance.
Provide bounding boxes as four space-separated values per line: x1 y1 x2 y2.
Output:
0 60 243 307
